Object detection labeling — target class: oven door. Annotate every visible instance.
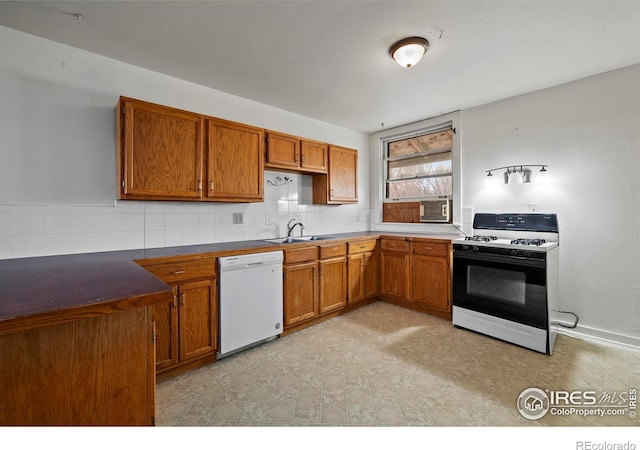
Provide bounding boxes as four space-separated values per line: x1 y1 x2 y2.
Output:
452 250 548 329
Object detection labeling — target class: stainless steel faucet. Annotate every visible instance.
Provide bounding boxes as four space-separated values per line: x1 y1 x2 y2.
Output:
286 219 305 237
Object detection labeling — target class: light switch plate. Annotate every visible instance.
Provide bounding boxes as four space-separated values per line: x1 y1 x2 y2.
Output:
232 213 243 224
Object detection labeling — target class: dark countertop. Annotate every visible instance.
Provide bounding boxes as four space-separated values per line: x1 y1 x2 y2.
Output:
0 230 461 335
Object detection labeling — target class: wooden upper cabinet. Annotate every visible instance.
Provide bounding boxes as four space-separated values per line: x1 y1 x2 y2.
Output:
300 140 328 173
265 132 300 169
117 97 204 199
265 131 328 174
206 118 264 202
313 145 358 204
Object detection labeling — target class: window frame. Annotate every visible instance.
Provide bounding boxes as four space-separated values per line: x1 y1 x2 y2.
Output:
383 124 454 202
370 112 461 232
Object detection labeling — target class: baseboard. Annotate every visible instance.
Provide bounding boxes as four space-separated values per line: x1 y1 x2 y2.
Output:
558 324 640 351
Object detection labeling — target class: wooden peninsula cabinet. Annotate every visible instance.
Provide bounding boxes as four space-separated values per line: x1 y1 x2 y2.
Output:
138 257 218 381
0 253 172 426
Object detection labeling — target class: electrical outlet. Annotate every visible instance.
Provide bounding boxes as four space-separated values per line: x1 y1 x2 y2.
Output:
232 212 243 224
355 213 360 222
528 203 540 213
265 213 273 225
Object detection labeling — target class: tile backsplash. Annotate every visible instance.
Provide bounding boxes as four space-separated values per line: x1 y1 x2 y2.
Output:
0 172 370 260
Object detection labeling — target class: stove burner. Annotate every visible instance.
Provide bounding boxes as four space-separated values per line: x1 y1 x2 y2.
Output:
465 235 498 242
510 238 546 246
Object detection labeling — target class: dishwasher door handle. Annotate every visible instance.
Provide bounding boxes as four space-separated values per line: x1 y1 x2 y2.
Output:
246 261 264 267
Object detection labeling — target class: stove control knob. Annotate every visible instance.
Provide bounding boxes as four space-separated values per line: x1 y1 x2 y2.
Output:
510 250 518 256
472 246 479 252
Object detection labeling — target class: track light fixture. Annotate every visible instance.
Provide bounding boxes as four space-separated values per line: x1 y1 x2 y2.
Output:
485 165 549 186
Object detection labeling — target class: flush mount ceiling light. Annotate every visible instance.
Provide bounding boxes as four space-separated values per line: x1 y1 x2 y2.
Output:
389 37 429 68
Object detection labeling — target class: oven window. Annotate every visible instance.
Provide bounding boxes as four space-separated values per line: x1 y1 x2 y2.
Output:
467 265 526 305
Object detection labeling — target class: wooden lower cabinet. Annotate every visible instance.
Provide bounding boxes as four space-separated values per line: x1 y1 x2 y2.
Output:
283 244 348 330
0 306 156 425
409 240 452 317
319 257 347 314
411 255 450 312
140 257 217 380
379 238 452 319
284 261 318 327
380 239 410 299
347 239 379 304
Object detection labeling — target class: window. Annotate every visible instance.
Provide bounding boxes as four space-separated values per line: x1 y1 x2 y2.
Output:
384 125 453 201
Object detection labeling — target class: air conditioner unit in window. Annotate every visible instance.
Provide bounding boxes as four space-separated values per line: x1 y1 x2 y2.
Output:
420 199 451 223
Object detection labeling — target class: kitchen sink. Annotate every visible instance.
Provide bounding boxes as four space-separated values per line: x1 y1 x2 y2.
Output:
292 236 331 241
263 236 331 244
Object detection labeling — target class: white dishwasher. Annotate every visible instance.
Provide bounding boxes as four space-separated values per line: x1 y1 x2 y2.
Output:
218 250 283 358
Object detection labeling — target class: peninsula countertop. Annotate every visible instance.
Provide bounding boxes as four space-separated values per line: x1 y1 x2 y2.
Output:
0 230 461 335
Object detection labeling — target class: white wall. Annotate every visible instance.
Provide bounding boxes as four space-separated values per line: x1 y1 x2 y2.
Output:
0 26 370 259
460 64 640 347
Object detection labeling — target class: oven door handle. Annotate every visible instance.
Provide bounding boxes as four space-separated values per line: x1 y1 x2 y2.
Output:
453 250 546 268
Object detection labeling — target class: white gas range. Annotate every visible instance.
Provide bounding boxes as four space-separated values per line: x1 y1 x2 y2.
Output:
452 213 560 354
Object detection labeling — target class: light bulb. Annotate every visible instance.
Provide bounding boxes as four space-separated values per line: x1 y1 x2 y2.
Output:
508 168 523 184
536 166 549 184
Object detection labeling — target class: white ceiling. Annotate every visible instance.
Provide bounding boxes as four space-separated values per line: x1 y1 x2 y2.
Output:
1 1 639 133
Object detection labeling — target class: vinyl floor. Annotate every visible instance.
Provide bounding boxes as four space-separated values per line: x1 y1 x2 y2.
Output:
156 301 639 427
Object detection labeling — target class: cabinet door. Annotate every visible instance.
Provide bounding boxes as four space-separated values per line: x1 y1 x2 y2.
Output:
312 146 358 204
412 256 450 311
178 279 216 362
363 251 379 299
206 118 264 201
380 251 409 299
319 257 347 314
151 287 179 371
284 262 318 327
328 146 358 203
266 132 300 169
300 140 328 173
347 254 364 304
120 98 204 199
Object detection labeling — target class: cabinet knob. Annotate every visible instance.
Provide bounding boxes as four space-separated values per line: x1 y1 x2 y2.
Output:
197 181 202 191
171 270 186 275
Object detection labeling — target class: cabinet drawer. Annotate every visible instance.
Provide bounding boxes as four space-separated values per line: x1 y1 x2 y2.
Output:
319 243 346 259
348 240 377 254
411 241 449 258
380 239 409 253
142 258 216 283
284 246 318 264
